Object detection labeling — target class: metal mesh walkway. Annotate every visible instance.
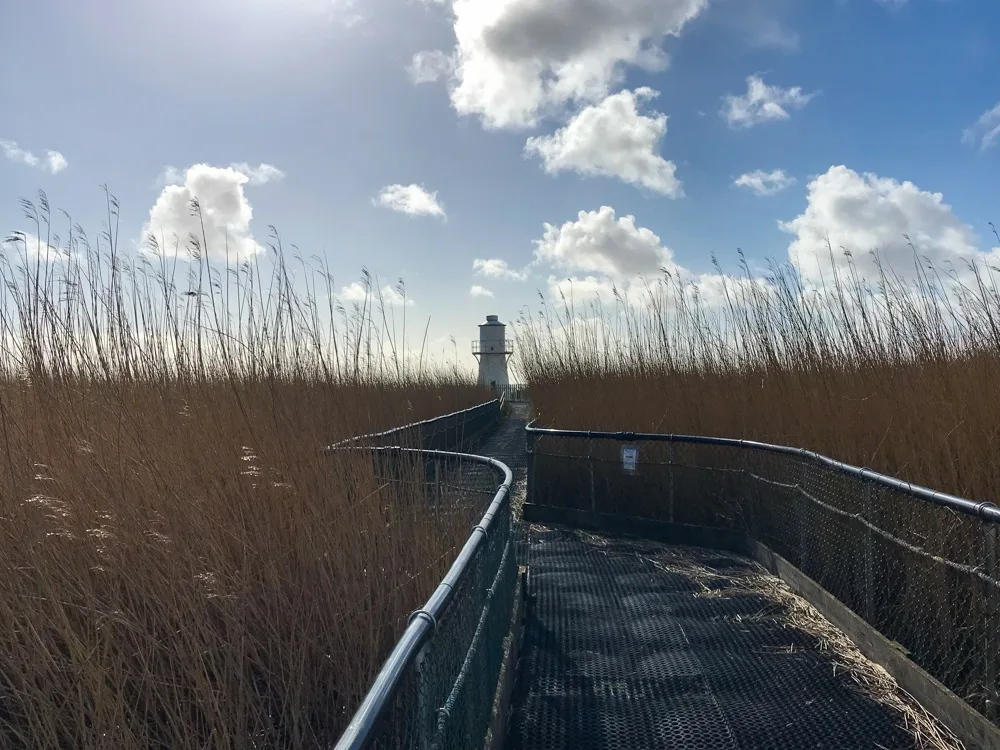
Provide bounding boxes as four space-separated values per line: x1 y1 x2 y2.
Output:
505 526 929 750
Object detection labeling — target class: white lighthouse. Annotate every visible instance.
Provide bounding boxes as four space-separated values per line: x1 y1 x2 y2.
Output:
472 314 512 390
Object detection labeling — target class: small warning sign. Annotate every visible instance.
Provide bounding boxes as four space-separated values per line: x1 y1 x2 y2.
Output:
621 445 639 472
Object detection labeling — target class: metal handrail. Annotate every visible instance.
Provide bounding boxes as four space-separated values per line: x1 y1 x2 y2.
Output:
525 420 1000 523
331 447 514 750
324 399 499 451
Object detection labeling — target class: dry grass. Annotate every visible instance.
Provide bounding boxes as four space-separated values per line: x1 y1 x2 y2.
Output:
517 247 1000 501
517 247 1000 730
644 543 964 750
0 191 489 747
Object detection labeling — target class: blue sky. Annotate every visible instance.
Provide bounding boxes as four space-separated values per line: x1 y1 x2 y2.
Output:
1 0 998 369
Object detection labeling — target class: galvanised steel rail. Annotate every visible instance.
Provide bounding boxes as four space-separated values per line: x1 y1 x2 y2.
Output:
525 421 1000 523
330 446 514 750
325 398 501 451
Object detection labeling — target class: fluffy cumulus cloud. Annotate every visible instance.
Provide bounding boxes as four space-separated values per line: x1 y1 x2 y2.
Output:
531 209 760 311
143 164 264 260
46 151 68 174
721 74 816 128
734 168 795 196
157 166 185 187
340 282 415 306
160 162 284 187
422 0 707 129
1 138 67 174
780 165 999 286
470 284 494 297
533 206 676 279
374 184 446 217
229 162 286 185
545 275 621 305
473 257 528 280
408 50 454 84
474 204 775 315
524 88 682 196
962 103 1000 151
1 232 71 260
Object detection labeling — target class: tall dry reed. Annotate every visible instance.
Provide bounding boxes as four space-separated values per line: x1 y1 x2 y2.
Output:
517 243 1000 501
0 190 488 747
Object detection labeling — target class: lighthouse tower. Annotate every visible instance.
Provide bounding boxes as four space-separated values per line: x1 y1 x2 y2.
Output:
472 315 512 390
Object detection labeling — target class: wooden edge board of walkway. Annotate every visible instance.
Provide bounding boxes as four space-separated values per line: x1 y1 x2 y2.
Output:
752 542 1000 750
486 566 528 750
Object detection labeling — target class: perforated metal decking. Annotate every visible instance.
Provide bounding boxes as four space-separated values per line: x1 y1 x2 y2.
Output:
504 527 921 750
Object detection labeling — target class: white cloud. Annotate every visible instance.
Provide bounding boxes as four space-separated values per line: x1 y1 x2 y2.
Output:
408 50 454 84
472 257 528 280
340 282 370 302
779 165 999 286
734 168 796 196
157 166 185 186
319 0 364 27
507 206 775 318
0 139 67 174
374 184 446 217
143 164 265 260
962 103 1000 151
429 0 707 129
0 140 37 168
229 162 286 185
340 281 414 306
158 163 284 188
2 232 72 260
380 285 414 306
747 19 799 52
533 206 677 279
546 275 621 305
544 270 764 311
45 151 68 174
470 284 494 297
524 88 682 197
721 74 816 128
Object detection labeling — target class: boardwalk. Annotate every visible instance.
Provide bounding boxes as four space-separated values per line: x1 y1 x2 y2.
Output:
471 410 947 750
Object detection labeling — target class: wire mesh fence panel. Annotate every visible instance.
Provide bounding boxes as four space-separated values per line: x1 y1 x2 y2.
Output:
334 448 517 750
525 427 1000 732
331 400 502 454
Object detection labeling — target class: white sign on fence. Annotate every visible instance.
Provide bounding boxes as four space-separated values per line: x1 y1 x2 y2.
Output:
621 445 639 472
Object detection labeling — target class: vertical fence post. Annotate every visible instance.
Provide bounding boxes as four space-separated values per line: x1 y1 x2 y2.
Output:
739 446 752 535
667 442 675 524
985 523 999 722
526 430 537 506
798 455 808 571
588 439 596 515
434 459 442 520
864 481 875 623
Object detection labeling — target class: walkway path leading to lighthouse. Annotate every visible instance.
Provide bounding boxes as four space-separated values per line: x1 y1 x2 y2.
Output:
463 408 953 750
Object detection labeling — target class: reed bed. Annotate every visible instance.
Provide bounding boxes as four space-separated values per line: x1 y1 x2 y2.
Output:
517 246 1000 729
0 191 487 747
517 246 1000 501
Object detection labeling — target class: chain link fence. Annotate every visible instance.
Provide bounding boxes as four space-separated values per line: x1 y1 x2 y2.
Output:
526 426 1000 729
332 407 517 750
327 399 502 453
